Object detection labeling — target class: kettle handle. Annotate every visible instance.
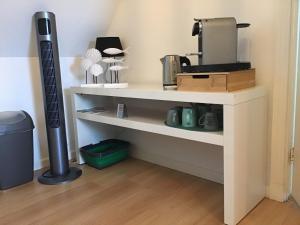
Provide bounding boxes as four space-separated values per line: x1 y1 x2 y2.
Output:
180 57 191 66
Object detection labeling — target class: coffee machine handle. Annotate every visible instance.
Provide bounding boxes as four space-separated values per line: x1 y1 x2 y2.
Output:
237 23 250 28
180 57 191 67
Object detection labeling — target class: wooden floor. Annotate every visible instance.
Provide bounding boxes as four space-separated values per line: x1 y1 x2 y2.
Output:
0 158 299 225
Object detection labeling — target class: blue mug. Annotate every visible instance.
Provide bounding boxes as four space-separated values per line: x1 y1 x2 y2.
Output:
166 108 181 126
198 112 219 131
182 107 197 128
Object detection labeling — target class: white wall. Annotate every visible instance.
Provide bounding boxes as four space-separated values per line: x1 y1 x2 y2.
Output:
0 0 120 169
0 57 83 169
107 0 274 88
120 130 224 183
0 0 119 57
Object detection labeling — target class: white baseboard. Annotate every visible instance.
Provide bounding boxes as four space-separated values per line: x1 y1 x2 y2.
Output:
34 150 76 171
266 183 289 202
131 150 224 184
34 157 49 171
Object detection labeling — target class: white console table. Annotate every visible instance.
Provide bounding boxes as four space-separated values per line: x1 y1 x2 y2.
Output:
70 84 267 225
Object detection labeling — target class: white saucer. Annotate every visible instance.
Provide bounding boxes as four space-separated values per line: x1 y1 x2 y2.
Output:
80 83 104 88
104 83 129 89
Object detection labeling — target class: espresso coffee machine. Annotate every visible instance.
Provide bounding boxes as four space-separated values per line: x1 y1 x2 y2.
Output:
184 17 251 73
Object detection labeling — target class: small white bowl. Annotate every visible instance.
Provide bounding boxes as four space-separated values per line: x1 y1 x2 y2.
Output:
80 83 104 88
104 83 128 89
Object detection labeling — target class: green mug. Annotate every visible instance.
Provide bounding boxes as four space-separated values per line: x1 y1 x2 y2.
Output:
198 112 219 131
182 107 197 128
166 108 181 127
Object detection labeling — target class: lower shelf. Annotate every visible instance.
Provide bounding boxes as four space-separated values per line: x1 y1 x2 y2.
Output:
76 110 224 146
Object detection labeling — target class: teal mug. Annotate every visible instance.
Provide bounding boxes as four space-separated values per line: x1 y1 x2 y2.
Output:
166 108 181 127
174 106 183 123
194 103 211 118
211 105 223 129
198 112 219 131
182 107 197 128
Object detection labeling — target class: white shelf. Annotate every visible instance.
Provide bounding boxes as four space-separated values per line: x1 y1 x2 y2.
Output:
71 83 268 225
76 110 224 146
71 84 266 106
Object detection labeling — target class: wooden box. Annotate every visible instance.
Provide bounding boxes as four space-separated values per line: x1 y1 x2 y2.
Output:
177 69 255 92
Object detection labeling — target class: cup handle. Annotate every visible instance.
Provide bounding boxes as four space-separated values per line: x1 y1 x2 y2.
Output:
198 115 205 127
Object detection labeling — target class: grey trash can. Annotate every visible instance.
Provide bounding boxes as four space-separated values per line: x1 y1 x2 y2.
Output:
0 111 35 190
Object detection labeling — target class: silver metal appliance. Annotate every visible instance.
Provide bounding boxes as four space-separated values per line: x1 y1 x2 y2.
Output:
161 55 190 89
192 17 250 65
34 11 82 185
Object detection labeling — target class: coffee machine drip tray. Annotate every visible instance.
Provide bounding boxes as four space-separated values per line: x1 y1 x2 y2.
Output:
182 62 251 73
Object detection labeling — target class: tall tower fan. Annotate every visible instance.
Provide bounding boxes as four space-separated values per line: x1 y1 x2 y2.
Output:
34 12 82 184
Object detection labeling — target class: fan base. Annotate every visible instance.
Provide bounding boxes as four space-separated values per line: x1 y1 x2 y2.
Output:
38 167 82 185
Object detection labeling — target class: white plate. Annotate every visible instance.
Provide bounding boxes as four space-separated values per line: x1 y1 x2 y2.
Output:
80 83 104 88
104 83 129 89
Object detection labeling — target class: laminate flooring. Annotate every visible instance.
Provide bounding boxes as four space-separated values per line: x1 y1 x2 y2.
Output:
0 159 299 225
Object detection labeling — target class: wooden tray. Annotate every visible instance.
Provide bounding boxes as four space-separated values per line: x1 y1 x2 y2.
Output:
177 69 255 92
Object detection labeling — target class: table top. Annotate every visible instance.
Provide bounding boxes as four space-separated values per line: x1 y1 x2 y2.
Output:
71 83 266 105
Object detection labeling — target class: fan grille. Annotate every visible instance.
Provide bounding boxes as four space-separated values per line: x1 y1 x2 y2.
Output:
40 41 60 128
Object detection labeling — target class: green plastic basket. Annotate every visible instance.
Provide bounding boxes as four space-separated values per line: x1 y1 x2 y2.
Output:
80 139 129 169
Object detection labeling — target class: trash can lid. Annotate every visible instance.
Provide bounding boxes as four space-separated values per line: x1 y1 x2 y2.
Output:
0 111 34 135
